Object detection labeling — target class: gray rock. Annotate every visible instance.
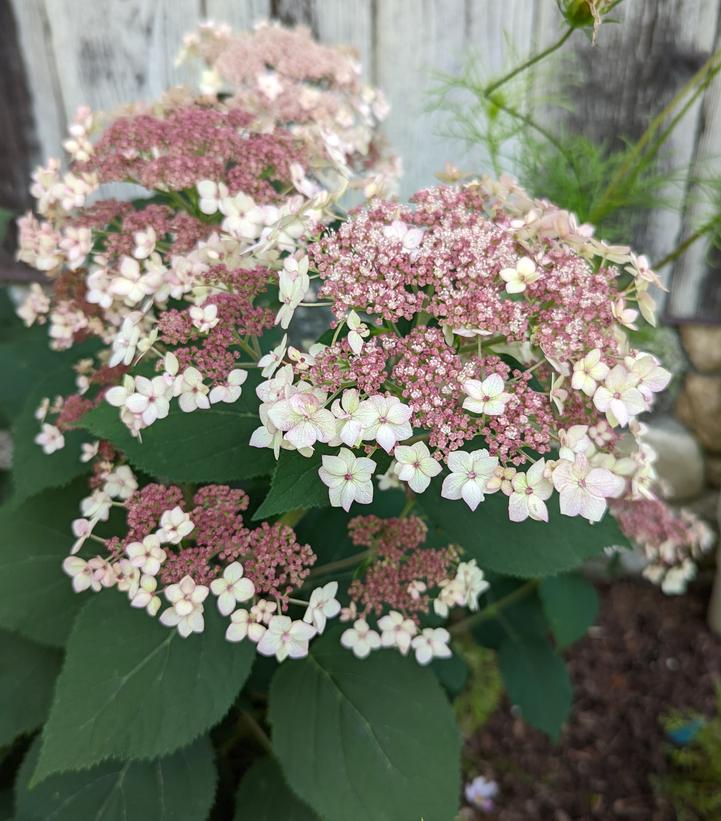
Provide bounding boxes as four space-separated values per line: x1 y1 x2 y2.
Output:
680 324 721 374
643 416 705 502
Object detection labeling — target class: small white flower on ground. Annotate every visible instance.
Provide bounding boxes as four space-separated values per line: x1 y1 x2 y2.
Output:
303 581 341 634
571 349 609 397
159 575 208 638
508 460 553 523
346 310 370 355
35 423 64 454
500 257 540 293
552 454 626 522
225 608 267 643
268 391 336 450
157 506 194 544
189 303 219 333
210 562 256 616
592 364 645 427
341 618 381 659
209 369 248 404
441 449 499 511
103 464 137 500
319 447 376 511
256 615 316 661
462 374 512 417
360 394 413 453
175 367 210 412
125 534 167 576
378 610 417 655
465 775 499 813
393 441 442 493
411 627 452 665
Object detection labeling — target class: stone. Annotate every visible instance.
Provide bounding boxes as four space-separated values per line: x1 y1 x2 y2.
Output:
643 416 705 502
676 373 721 453
680 324 721 374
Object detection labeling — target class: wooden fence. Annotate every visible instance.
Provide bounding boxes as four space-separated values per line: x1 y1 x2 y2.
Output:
5 0 721 321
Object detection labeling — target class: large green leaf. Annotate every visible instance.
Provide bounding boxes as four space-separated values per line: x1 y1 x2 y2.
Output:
252 448 331 521
497 635 572 740
539 573 599 648
0 630 62 746
33 592 254 782
16 735 216 821
418 477 628 577
269 630 461 821
234 757 318 821
0 482 87 648
80 370 274 483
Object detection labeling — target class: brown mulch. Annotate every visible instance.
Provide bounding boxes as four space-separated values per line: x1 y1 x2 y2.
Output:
463 579 721 820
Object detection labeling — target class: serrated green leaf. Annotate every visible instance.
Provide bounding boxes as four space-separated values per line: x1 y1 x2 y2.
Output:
417 477 628 577
0 631 62 746
269 630 461 821
16 735 216 821
497 635 572 740
0 482 87 648
252 448 331 521
80 370 274 484
33 592 254 782
234 757 318 821
539 573 599 648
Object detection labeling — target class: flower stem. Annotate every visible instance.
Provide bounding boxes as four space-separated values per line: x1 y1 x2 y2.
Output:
449 579 539 635
308 550 371 578
241 710 273 755
277 508 306 528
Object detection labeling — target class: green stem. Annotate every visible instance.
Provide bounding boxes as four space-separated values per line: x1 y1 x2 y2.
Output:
278 508 306 528
307 550 371 578
449 579 539 635
241 711 273 755
484 28 574 97
653 215 721 270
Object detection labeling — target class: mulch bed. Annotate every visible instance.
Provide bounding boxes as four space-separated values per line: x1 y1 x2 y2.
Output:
463 579 721 820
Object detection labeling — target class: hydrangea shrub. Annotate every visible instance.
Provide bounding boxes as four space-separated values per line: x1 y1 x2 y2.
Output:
0 20 712 821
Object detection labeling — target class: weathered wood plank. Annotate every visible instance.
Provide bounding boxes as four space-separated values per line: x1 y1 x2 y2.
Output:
204 0 270 31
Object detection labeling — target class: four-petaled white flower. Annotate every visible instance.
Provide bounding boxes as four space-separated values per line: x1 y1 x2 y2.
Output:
462 374 512 417
592 364 645 427
303 581 341 634
508 459 553 523
109 314 142 367
62 556 102 593
499 257 540 293
346 310 370 355
441 449 499 511
80 490 112 521
125 375 172 426
126 534 167 575
256 615 316 661
552 454 626 522
382 220 424 258
276 256 310 330
571 349 609 397
411 627 452 665
209 369 248 404
225 608 267 643
268 390 336 450
175 367 210 413
35 422 64 454
454 560 489 610
196 180 229 215
159 575 208 638
210 562 256 616
257 334 287 377
331 388 368 447
103 465 137 500
157 506 194 544
341 618 381 658
129 575 161 615
319 447 376 511
393 441 442 493
133 227 156 259
360 395 413 453
378 610 417 655
189 303 219 333
626 353 671 402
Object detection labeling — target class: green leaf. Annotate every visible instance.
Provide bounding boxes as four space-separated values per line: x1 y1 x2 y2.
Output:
418 477 629 577
234 757 318 821
0 631 62 746
0 482 87 648
33 592 254 782
252 448 331 521
539 573 599 648
497 635 572 740
269 630 461 821
80 370 274 484
472 580 547 650
16 735 216 821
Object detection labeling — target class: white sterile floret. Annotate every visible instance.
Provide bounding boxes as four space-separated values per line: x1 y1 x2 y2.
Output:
378 610 417 655
189 303 219 333
257 334 287 378
159 575 208 638
319 447 376 511
441 449 499 511
507 459 553 523
500 256 540 294
331 388 368 447
393 441 442 493
303 581 341 634
209 369 248 404
411 627 452 665
340 618 381 659
225 608 267 643
592 364 645 427
175 367 210 412
462 374 512 416
125 534 167 576
359 394 413 453
346 310 370 355
552 454 626 523
196 180 229 215
571 349 609 397
35 422 65 454
130 575 161 615
210 562 256 616
125 375 172 426
268 390 336 450
256 615 316 661
157 506 194 544
103 465 137 500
